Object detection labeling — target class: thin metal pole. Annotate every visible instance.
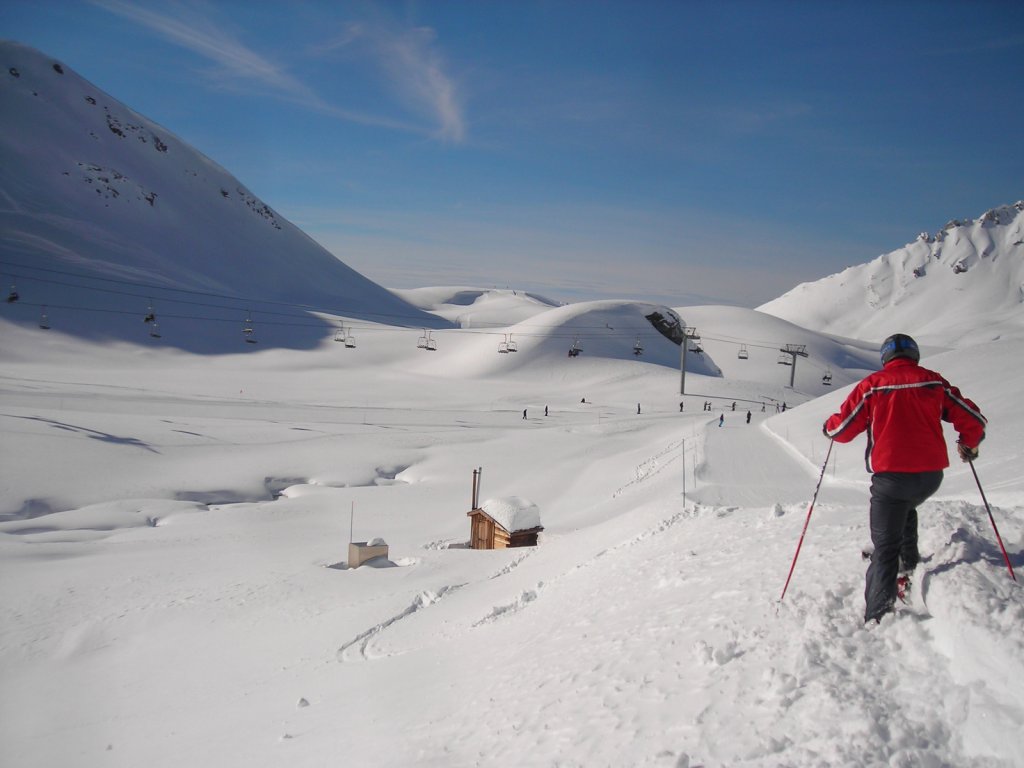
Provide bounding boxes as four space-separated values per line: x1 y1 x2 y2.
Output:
679 336 687 395
349 501 354 544
969 460 1017 582
682 438 686 503
780 440 834 601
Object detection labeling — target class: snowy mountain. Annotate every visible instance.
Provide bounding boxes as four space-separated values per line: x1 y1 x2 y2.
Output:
0 41 445 352
759 202 1024 346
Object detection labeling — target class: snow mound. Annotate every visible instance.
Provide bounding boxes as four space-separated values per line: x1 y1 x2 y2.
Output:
391 286 562 327
400 299 722 379
677 304 879 394
480 497 541 532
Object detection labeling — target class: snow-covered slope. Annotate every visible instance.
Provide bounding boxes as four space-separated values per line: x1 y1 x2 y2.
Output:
0 41 445 352
2 306 1022 767
391 286 562 327
758 202 1024 346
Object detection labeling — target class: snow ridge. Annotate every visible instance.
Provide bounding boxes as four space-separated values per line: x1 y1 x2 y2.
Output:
759 202 1024 346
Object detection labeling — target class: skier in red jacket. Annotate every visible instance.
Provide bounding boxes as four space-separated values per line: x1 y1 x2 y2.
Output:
823 333 987 623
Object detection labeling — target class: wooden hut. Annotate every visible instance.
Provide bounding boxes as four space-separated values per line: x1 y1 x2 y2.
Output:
468 496 543 550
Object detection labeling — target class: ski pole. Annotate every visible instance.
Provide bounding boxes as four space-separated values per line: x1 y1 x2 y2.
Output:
969 459 1017 582
779 440 834 601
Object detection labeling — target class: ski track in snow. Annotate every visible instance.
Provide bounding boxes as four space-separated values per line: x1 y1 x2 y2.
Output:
336 584 466 663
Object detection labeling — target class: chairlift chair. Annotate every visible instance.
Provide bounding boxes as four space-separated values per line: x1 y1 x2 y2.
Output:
689 343 704 354
144 301 156 324
344 330 356 348
568 336 582 357
507 335 518 353
334 328 346 343
738 344 749 360
7 284 19 303
498 336 509 354
777 352 792 366
39 307 50 330
243 313 258 344
633 336 644 357
822 369 833 386
418 330 437 351
149 322 162 339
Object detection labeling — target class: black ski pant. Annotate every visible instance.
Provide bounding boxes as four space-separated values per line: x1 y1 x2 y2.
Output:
864 470 943 622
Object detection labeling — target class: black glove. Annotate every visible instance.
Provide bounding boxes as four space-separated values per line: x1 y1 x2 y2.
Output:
957 443 979 463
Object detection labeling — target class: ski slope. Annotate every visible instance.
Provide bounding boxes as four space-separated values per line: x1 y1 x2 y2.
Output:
1 316 1021 768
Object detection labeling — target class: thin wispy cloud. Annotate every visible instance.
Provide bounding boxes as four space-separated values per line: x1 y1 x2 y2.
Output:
91 0 311 94
315 19 466 143
89 0 429 135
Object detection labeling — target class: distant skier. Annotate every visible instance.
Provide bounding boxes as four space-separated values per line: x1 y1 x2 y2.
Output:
522 409 527 420
544 405 549 417
746 410 751 424
823 333 986 624
761 403 766 413
637 403 641 415
731 402 736 411
718 414 724 427
782 402 787 412
679 401 684 412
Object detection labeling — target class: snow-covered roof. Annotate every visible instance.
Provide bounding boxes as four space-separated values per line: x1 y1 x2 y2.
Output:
479 497 542 532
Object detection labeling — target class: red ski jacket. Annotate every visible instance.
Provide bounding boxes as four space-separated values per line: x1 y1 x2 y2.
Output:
824 358 986 473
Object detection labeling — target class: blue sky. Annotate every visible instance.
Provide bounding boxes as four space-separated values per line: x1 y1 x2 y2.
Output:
3 0 1023 307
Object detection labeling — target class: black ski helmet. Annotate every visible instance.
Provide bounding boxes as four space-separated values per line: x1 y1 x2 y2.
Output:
880 333 920 365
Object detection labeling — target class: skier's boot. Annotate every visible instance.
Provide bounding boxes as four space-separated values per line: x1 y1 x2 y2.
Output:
896 571 912 603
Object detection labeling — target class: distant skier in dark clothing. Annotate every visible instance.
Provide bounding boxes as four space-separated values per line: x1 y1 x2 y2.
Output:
679 402 684 412
746 410 751 424
637 403 641 415
731 402 736 411
544 405 548 416
823 333 987 624
522 409 527 420
718 414 724 427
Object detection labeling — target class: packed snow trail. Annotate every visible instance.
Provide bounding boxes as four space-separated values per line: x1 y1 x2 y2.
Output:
690 412 863 508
